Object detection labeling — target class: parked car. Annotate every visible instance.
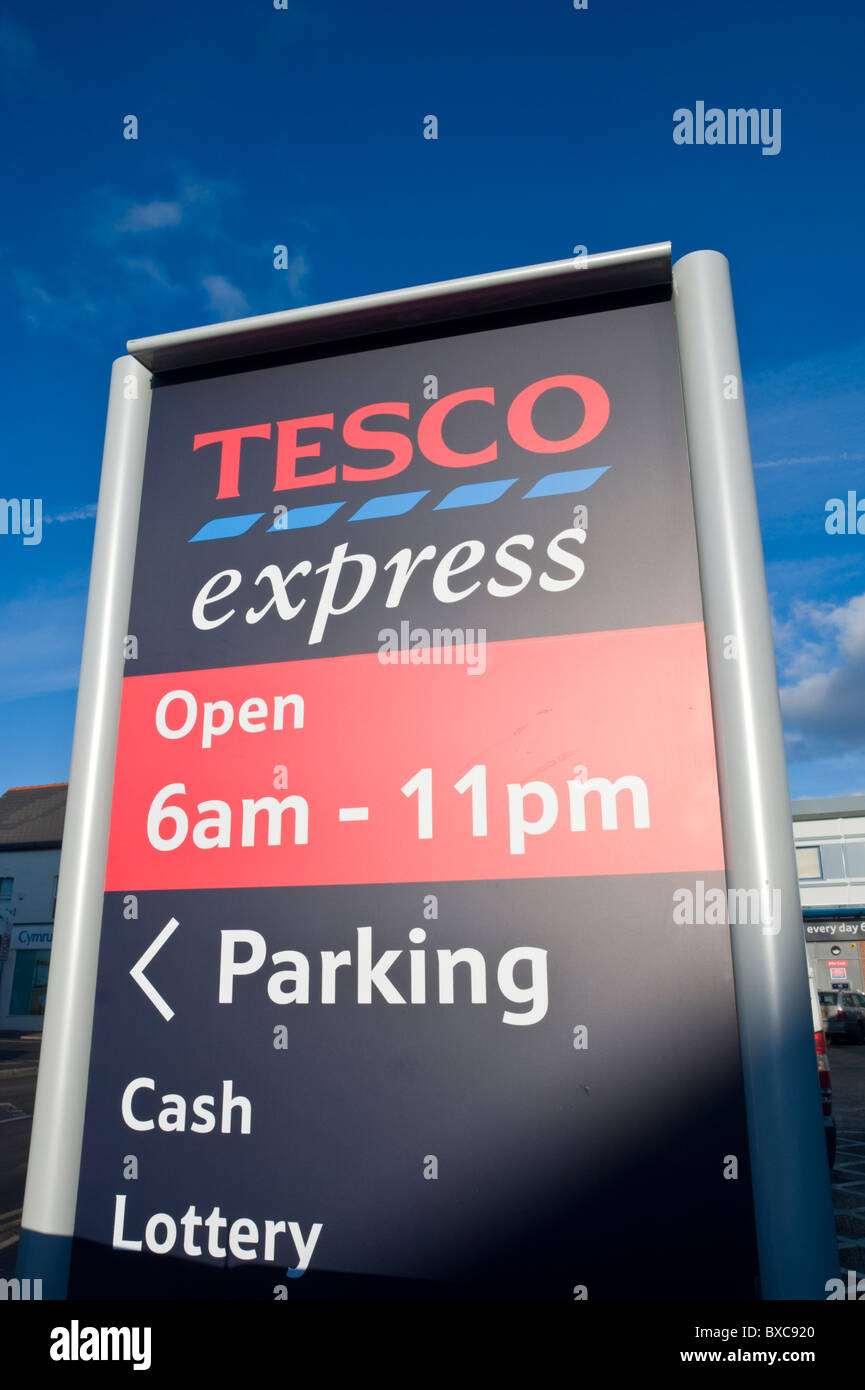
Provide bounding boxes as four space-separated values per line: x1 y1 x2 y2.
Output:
810 972 836 1168
819 988 865 1045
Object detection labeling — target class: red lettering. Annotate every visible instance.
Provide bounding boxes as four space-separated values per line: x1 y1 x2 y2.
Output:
417 388 497 469
194 424 272 500
342 402 413 482
274 415 335 491
507 375 610 454
198 373 612 499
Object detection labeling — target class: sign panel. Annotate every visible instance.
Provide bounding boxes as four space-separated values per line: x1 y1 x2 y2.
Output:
11 927 54 950
805 919 865 943
67 288 759 1298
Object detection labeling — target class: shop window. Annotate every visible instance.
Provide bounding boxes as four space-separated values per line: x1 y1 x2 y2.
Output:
9 950 50 1017
796 846 822 880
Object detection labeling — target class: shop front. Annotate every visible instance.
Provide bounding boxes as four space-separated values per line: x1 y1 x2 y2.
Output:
2 926 54 1028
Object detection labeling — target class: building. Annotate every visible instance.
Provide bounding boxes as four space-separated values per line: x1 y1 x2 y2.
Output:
794 795 865 994
0 784 66 1032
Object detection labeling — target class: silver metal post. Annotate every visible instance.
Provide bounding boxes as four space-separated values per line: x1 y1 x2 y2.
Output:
16 356 152 1297
674 250 839 1299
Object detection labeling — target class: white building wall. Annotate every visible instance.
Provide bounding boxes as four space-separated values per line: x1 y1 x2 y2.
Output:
794 806 865 993
794 814 865 911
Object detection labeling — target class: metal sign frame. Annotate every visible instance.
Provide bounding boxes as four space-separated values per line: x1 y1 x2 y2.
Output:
18 244 838 1299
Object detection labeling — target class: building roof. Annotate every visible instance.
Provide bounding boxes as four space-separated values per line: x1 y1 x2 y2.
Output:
0 784 68 849
792 795 865 820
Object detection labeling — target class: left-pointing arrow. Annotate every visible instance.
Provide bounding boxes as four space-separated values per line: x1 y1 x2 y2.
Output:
130 917 179 1021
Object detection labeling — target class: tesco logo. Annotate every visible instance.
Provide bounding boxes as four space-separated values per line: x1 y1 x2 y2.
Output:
193 373 611 500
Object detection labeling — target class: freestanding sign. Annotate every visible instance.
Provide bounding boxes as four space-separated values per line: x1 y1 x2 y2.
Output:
18 245 839 1300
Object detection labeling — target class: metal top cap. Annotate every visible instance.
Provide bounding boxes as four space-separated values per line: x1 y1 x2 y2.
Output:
127 242 671 375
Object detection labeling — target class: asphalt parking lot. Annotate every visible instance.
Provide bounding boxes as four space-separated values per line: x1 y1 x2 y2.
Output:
826 1042 865 1276
0 1033 40 1280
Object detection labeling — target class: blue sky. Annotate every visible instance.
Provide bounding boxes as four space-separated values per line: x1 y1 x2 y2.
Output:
1 0 863 799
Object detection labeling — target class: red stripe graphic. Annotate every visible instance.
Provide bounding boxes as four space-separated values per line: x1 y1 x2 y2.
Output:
104 623 725 890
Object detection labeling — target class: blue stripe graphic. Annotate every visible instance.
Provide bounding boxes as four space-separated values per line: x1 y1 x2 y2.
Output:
190 466 610 540
434 478 517 510
267 502 344 531
522 466 609 499
349 490 428 521
189 513 266 542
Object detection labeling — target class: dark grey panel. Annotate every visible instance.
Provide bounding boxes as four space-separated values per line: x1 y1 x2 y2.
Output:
71 875 757 1300
126 298 701 673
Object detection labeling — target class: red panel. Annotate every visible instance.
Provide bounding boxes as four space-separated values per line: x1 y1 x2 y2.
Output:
104 623 725 890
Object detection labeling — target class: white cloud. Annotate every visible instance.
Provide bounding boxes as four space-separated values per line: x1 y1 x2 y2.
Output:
14 170 246 335
14 270 104 337
43 503 97 525
14 170 310 337
121 256 180 292
176 178 237 210
285 252 310 297
747 340 865 471
100 175 239 245
754 451 865 471
117 200 183 232
773 600 832 683
202 274 250 320
779 591 865 758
